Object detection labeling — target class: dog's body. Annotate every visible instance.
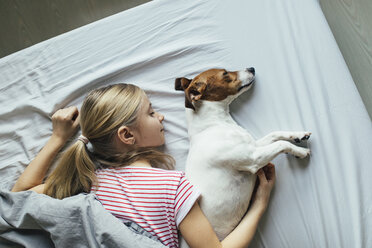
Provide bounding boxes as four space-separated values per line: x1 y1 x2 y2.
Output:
175 68 311 243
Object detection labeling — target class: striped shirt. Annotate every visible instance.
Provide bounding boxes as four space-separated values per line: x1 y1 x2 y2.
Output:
91 166 200 248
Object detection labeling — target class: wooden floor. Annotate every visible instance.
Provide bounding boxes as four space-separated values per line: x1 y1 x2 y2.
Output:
0 0 371 120
0 0 150 57
319 0 372 120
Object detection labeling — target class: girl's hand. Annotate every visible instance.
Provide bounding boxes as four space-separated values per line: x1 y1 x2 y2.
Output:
51 106 80 143
12 106 80 192
249 163 276 214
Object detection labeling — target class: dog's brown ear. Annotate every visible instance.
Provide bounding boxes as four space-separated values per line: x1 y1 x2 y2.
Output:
188 82 206 102
184 82 206 110
175 77 192 91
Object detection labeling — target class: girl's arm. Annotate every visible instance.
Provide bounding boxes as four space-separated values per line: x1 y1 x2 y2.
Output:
179 163 276 248
11 107 80 192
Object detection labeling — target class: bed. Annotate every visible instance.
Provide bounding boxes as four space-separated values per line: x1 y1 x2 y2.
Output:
0 0 371 247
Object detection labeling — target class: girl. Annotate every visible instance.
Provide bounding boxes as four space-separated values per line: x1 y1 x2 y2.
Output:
11 83 276 248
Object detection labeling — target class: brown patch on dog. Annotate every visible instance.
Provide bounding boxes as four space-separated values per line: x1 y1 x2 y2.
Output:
175 68 244 110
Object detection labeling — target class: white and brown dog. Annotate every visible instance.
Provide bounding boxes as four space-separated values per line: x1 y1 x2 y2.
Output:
175 68 311 243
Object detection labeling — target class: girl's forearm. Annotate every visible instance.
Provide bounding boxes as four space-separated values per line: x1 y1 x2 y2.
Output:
11 135 65 192
221 206 265 248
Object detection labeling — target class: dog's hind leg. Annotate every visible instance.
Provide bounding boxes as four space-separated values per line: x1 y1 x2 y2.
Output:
256 131 311 146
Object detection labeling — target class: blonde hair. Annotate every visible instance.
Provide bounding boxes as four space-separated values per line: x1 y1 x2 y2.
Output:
45 83 175 199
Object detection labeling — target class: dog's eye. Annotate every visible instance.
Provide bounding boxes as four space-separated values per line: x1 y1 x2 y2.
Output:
223 71 228 76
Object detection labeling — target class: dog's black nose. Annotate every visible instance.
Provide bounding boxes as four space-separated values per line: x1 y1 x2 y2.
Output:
247 67 255 75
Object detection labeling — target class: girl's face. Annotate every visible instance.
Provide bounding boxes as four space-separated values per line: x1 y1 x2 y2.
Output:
132 95 165 147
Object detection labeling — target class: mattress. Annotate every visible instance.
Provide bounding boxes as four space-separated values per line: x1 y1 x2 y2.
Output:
0 0 371 247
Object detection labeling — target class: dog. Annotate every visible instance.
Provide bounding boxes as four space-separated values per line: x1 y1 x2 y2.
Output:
175 68 311 243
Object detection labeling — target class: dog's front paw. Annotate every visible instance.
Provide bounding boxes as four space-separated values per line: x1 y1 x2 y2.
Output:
294 148 311 159
294 132 312 143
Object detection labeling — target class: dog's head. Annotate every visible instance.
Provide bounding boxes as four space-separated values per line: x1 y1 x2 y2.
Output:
175 68 255 110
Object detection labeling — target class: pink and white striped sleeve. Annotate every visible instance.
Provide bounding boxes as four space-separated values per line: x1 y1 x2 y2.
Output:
174 172 201 227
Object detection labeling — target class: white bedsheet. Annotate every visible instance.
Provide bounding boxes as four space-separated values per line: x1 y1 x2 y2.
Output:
0 0 371 247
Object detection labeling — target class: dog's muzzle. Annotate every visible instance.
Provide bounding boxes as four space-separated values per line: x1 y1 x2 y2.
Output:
238 67 255 91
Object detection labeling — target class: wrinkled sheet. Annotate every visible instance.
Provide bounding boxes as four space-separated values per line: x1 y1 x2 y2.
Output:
0 0 371 247
0 189 166 248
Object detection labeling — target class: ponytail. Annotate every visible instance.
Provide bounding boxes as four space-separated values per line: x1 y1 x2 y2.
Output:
44 140 97 199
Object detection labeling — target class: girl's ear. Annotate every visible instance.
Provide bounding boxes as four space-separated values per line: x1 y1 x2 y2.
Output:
117 126 135 145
